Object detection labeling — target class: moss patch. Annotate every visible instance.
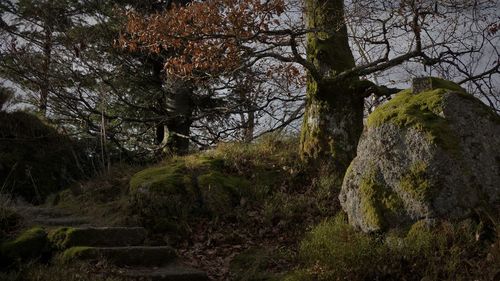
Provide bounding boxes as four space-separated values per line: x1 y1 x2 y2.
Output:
1 227 49 262
399 162 433 202
197 171 249 214
291 215 497 280
48 227 73 250
359 168 404 231
367 88 460 152
57 246 93 264
130 155 249 215
298 214 379 278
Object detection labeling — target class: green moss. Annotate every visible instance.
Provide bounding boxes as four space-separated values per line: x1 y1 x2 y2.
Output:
130 155 249 214
305 0 355 74
57 246 93 264
197 171 249 214
367 88 461 152
129 159 188 193
359 168 404 231
48 227 71 250
292 215 494 280
48 227 85 250
298 214 379 277
399 162 433 202
1 227 49 261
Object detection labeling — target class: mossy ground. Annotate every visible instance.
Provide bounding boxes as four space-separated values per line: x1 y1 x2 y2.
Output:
57 246 93 264
229 247 291 281
45 133 337 279
288 214 500 281
8 129 497 280
129 154 252 234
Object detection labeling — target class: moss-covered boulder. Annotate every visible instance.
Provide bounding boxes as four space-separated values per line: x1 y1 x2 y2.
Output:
340 77 500 232
0 111 82 203
130 155 250 233
0 227 49 263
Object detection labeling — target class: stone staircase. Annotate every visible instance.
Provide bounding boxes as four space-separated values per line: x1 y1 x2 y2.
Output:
18 205 91 227
16 206 208 281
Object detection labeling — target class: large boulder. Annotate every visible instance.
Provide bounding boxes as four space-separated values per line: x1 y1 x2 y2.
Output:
339 77 500 233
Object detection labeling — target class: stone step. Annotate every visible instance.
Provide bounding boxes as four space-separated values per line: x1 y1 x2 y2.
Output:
18 206 71 218
49 226 147 249
59 246 177 266
120 265 209 281
32 216 91 226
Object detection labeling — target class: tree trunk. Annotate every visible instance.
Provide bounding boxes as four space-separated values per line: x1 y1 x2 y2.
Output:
163 78 194 155
300 0 365 185
150 58 194 156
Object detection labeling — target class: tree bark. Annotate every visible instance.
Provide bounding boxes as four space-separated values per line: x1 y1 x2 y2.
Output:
300 0 365 186
149 57 194 156
163 78 194 155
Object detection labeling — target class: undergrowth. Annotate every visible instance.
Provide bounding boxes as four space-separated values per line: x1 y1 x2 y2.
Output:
287 214 500 281
31 133 499 280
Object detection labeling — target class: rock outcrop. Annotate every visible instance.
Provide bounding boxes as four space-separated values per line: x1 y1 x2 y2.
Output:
130 155 250 233
339 77 500 233
0 111 81 203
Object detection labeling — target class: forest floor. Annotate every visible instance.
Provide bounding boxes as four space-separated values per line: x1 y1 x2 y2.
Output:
3 138 498 281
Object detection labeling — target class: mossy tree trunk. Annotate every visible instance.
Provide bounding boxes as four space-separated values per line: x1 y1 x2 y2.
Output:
300 0 365 186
